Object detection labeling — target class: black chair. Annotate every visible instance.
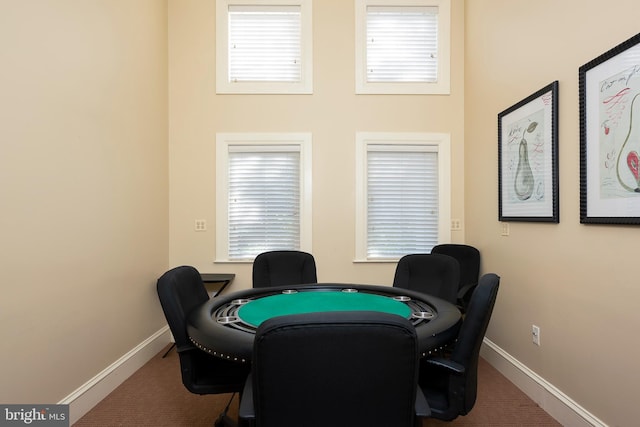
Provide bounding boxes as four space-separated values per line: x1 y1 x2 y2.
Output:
238 311 430 427
252 250 317 288
418 273 500 421
392 253 461 304
432 244 481 312
157 266 250 427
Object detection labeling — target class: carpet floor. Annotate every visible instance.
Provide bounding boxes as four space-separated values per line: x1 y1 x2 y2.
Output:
73 344 561 426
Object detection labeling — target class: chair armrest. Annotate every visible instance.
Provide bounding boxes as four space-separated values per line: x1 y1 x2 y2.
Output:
457 283 477 300
238 375 255 427
414 386 431 418
424 357 466 375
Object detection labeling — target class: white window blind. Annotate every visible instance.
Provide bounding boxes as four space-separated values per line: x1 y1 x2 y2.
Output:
228 147 301 259
355 0 450 94
355 132 450 261
216 133 312 262
367 145 439 258
366 6 438 83
228 5 302 83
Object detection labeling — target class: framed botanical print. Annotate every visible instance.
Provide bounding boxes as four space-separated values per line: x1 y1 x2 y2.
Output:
498 81 559 222
580 32 640 224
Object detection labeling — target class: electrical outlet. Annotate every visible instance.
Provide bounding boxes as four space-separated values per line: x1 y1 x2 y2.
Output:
451 219 462 231
195 219 207 231
532 325 540 346
501 222 510 236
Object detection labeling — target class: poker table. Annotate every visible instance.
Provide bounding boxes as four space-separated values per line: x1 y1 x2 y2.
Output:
187 283 461 364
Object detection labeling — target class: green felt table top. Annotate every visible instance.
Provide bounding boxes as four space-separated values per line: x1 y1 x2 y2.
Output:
237 290 412 327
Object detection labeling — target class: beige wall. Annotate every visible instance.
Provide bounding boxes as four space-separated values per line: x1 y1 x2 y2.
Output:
465 1 640 425
0 0 168 404
4 0 638 425
168 0 466 287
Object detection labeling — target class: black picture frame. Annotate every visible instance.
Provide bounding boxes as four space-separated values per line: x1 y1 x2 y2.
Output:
580 32 640 224
498 81 559 222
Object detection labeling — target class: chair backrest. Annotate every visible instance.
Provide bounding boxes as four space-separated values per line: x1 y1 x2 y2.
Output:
250 311 421 427
431 244 480 311
431 244 480 292
157 266 248 395
392 253 460 304
157 265 209 351
252 250 317 288
449 273 500 415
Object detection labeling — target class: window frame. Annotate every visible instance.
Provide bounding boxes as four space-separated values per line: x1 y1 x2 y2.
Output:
354 0 451 95
216 0 313 94
354 132 451 262
215 133 313 262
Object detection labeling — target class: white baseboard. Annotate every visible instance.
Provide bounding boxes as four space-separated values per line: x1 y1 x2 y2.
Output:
481 339 607 427
61 326 172 425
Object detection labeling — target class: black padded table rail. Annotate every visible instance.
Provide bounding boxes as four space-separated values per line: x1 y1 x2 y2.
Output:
188 283 461 364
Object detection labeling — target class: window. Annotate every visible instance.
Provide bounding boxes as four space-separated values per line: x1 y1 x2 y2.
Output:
216 133 312 261
216 0 313 94
355 133 450 261
355 0 450 94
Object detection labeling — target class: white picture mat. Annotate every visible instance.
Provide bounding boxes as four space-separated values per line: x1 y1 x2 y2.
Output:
585 42 640 218
500 89 555 218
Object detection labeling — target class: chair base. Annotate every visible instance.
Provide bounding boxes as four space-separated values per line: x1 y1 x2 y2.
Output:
214 414 237 427
214 392 238 427
161 343 175 358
